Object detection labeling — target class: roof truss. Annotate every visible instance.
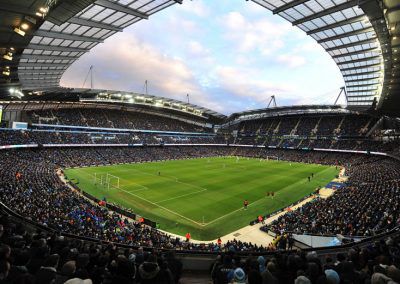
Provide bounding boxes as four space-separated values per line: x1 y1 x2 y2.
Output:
94 0 148 19
325 38 378 52
35 30 103 43
346 82 380 87
340 62 381 71
336 55 381 66
18 62 70 68
331 47 379 58
292 0 358 26
26 44 89 53
342 70 380 77
68 17 122 32
317 27 375 44
18 69 65 74
344 76 381 83
307 15 366 35
273 0 309 14
346 88 377 93
20 54 79 61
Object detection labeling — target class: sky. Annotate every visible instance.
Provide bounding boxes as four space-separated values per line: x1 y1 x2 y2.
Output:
61 0 345 115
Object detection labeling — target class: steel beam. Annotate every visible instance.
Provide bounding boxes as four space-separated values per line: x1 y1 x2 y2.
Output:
342 70 381 77
19 54 79 61
18 62 70 68
18 69 65 74
340 63 381 71
347 89 377 93
95 0 148 19
344 76 381 83
317 27 375 44
273 0 309 14
331 47 380 58
336 55 381 66
346 82 379 87
292 0 358 26
307 15 366 35
34 30 103 43
26 44 89 53
347 94 376 98
325 38 378 52
68 17 122 32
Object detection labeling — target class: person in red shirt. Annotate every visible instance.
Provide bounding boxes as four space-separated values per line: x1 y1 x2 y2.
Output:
217 237 222 246
258 215 264 224
15 172 22 180
185 232 191 242
243 200 249 210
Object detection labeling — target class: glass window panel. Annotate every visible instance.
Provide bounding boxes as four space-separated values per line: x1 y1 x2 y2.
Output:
92 8 115 22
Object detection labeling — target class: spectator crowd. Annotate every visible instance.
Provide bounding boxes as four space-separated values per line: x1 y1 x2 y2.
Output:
1 107 400 283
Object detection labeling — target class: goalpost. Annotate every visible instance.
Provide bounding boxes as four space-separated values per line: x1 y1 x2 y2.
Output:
94 173 120 190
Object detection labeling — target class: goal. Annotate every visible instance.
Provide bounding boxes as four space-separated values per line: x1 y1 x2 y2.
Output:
94 173 120 190
265 156 279 161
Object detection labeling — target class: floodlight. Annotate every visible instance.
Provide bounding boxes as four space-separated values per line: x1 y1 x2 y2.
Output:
3 53 13 61
14 27 26 36
20 23 29 30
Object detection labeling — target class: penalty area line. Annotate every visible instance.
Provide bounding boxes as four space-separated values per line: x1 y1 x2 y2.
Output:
127 167 209 193
120 189 205 227
154 188 207 204
119 181 149 192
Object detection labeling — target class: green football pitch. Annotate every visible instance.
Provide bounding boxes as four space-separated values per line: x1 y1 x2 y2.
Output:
64 157 339 240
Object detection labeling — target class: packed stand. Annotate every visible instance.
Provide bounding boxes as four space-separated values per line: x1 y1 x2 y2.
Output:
0 208 185 284
0 130 221 146
265 157 400 237
210 234 400 283
28 109 210 133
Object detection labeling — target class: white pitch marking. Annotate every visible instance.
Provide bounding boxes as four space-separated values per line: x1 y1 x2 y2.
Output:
120 189 205 226
155 188 207 204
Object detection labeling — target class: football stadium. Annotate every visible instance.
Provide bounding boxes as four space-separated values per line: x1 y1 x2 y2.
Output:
0 0 399 283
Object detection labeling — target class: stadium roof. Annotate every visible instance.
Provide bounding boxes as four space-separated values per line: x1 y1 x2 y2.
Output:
24 87 227 120
0 0 399 115
227 104 353 122
250 0 392 110
16 0 181 90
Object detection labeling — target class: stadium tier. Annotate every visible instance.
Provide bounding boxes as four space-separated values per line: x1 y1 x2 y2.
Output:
1 0 400 282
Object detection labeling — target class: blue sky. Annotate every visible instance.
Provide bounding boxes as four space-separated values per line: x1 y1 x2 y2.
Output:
61 0 345 114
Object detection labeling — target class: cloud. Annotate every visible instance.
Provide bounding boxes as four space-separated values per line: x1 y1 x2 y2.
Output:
218 11 291 54
276 54 307 68
60 0 344 114
187 40 210 57
61 33 226 113
215 66 296 104
178 0 210 17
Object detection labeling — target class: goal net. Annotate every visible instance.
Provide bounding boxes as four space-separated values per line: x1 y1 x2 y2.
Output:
94 173 120 190
265 156 279 161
